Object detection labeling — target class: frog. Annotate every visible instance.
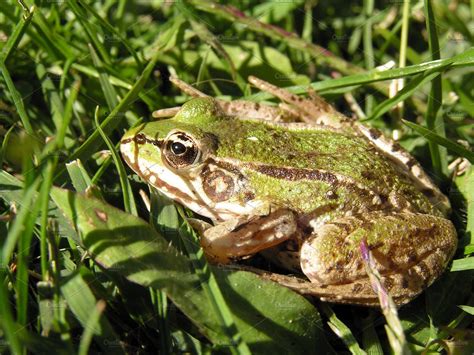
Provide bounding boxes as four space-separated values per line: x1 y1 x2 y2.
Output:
120 76 457 306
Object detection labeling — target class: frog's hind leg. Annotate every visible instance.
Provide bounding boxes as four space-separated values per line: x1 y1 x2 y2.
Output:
156 76 294 122
300 212 457 305
248 76 346 127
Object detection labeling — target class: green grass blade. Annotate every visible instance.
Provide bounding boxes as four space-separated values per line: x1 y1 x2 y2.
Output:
61 268 123 354
451 257 474 271
78 300 106 355
178 221 251 355
0 61 34 135
0 4 34 63
1 177 41 266
94 106 137 215
244 48 474 100
402 120 474 163
365 71 441 122
424 0 447 179
56 79 81 150
76 0 142 68
89 44 119 110
38 159 57 278
0 270 23 354
458 305 474 315
363 0 375 115
67 0 111 65
320 303 366 355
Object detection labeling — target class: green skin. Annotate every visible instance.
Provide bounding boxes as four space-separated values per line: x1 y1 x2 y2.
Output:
121 97 457 305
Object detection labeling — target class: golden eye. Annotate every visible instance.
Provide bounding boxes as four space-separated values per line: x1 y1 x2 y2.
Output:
163 132 200 169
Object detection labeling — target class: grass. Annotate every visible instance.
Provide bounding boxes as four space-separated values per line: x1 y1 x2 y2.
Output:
0 0 473 353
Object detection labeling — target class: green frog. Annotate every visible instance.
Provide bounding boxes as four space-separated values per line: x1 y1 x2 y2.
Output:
120 76 457 306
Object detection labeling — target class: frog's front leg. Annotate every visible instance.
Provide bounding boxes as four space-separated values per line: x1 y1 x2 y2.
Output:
300 212 457 302
201 209 297 264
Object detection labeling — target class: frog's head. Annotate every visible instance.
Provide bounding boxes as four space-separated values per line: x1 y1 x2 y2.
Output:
120 98 259 221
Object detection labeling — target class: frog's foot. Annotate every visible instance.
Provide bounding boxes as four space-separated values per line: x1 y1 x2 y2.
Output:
201 209 297 264
156 76 297 122
248 76 346 127
300 212 457 304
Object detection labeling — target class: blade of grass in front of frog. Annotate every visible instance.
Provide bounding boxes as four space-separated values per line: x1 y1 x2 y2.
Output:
450 257 474 272
319 303 366 355
177 214 251 355
0 269 22 353
61 267 123 354
360 312 384 355
178 229 253 353
78 300 106 355
359 240 410 355
424 0 447 181
401 120 474 164
458 305 474 315
66 160 104 201
94 106 137 216
149 190 180 354
149 288 173 354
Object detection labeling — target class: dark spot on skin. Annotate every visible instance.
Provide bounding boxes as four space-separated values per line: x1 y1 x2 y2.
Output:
361 171 375 180
401 277 409 289
418 261 429 277
421 188 435 198
255 165 338 184
379 194 388 204
369 128 381 139
392 143 403 152
95 209 108 222
406 158 417 168
368 241 383 250
201 168 235 202
383 277 394 291
407 250 417 263
135 133 146 144
325 190 338 200
243 191 255 202
302 226 313 236
352 283 363 293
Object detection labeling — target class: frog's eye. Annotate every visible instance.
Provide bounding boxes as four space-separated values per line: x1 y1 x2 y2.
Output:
163 132 201 169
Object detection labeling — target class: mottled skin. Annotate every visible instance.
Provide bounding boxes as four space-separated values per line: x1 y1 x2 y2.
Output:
121 80 457 306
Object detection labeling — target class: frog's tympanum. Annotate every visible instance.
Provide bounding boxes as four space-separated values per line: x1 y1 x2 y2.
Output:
121 76 457 306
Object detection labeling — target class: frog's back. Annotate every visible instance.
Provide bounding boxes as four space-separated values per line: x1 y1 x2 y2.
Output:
209 119 441 216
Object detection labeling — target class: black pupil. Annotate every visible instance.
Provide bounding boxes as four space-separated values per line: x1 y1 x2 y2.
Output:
171 142 187 155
